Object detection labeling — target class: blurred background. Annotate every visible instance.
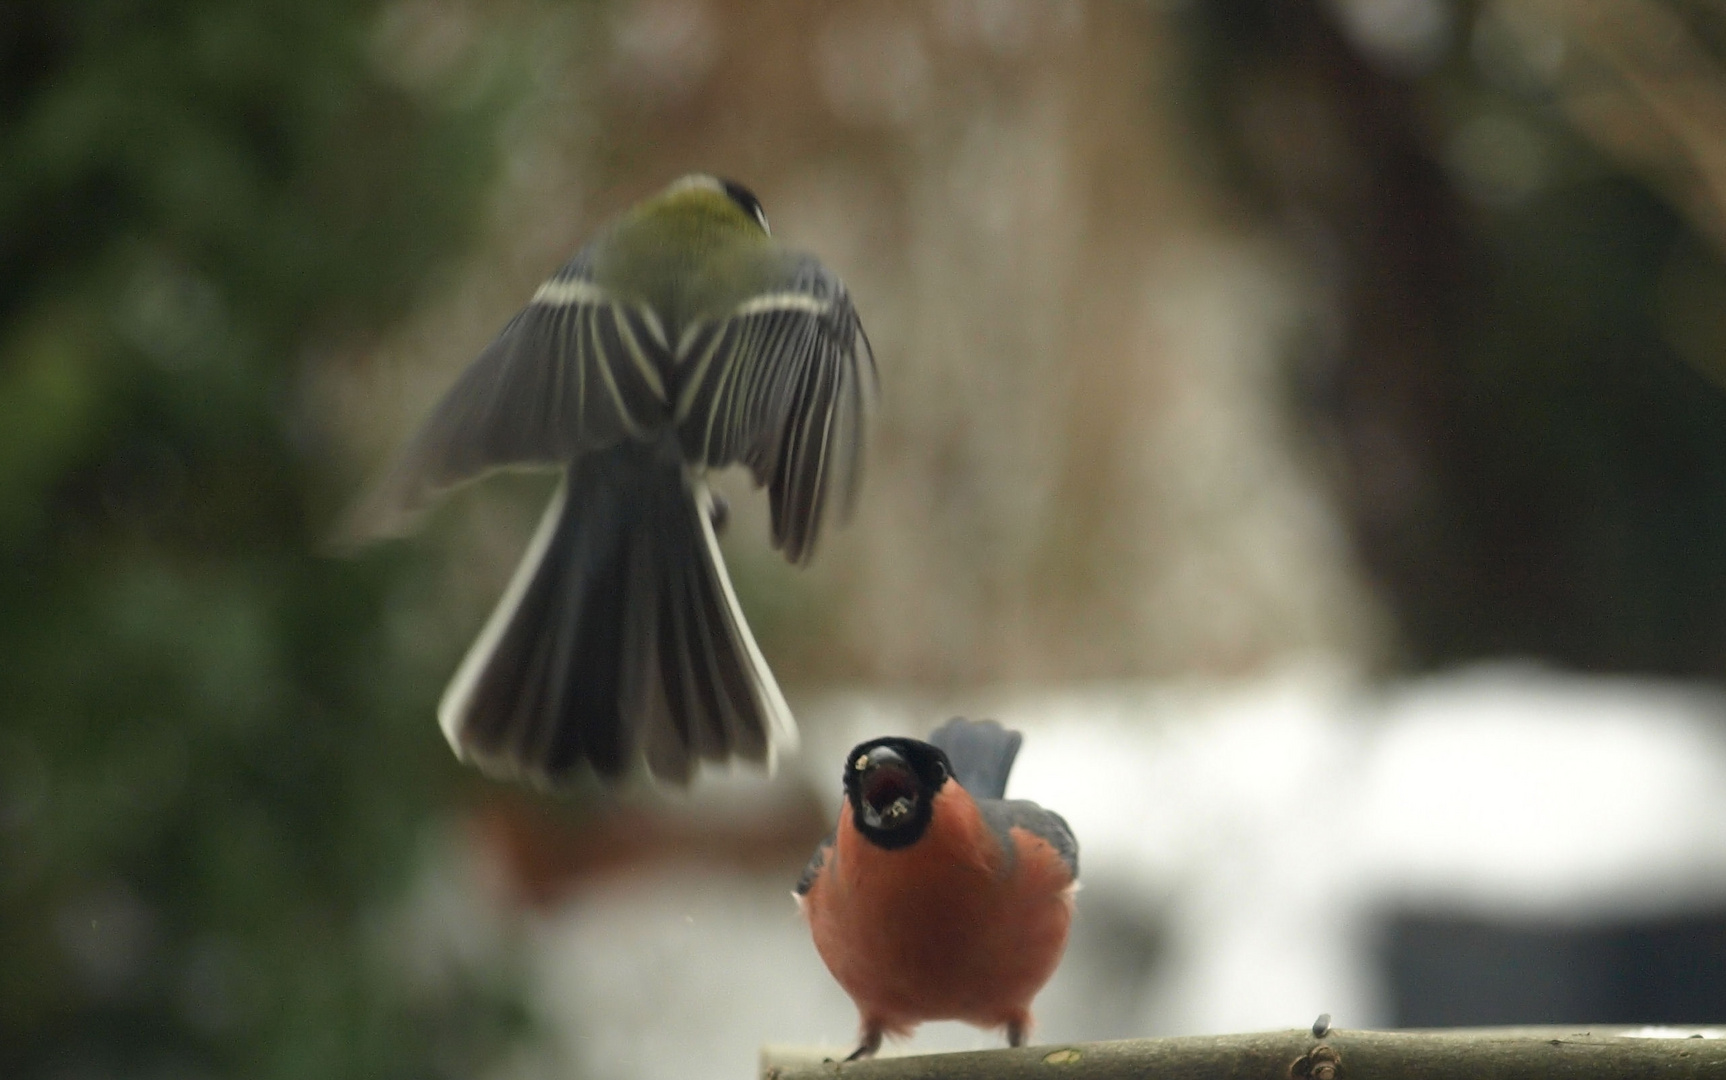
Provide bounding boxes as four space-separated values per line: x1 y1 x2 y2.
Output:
9 0 1726 1076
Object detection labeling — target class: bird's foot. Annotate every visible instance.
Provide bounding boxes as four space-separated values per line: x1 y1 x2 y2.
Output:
843 1028 883 1062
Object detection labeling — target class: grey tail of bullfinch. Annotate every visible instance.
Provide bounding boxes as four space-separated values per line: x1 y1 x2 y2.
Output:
436 440 791 787
927 716 1023 800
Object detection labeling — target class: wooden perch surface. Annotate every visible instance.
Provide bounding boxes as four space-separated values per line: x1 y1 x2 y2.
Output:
762 1026 1726 1080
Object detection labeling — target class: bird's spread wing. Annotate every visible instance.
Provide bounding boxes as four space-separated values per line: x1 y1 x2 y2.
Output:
673 253 873 564
357 251 672 534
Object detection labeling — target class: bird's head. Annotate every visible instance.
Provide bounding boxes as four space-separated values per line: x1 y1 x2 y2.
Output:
841 737 952 850
658 173 771 235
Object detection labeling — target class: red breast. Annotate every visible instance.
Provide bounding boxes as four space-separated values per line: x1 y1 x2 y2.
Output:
801 780 1076 1036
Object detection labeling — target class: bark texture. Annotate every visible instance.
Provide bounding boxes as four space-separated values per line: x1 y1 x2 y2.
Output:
762 1026 1726 1080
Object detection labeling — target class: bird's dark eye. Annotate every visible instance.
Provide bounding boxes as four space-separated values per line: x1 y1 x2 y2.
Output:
720 178 769 235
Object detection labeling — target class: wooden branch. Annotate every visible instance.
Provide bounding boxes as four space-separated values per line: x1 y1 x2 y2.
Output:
762 1026 1726 1080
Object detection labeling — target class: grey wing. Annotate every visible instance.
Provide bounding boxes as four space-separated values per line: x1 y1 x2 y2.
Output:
795 832 835 897
980 799 1079 880
357 250 673 535
673 254 873 565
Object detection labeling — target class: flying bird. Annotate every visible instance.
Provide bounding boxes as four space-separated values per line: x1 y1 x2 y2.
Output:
354 174 873 786
797 718 1079 1060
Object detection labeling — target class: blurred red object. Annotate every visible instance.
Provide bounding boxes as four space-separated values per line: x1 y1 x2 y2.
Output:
466 786 832 910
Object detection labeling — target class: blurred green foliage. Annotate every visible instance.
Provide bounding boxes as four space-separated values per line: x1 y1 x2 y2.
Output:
0 2 532 1076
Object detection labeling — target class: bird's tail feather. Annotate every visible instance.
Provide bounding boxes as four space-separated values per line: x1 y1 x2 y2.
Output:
438 442 794 786
927 717 1022 801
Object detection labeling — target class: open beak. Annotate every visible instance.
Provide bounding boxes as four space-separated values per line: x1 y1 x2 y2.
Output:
857 748 920 830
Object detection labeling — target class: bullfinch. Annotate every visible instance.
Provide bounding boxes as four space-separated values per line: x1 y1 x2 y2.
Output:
796 718 1079 1060
351 175 873 787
